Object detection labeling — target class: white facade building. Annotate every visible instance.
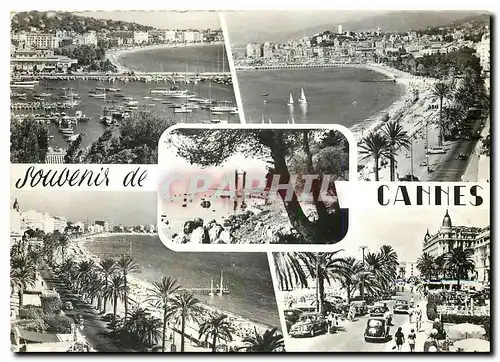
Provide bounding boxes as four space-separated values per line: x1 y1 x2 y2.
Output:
164 30 177 42
25 33 59 49
338 25 343 34
133 31 149 44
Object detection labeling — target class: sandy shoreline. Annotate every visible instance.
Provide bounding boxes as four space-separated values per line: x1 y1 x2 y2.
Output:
65 233 274 344
106 42 224 73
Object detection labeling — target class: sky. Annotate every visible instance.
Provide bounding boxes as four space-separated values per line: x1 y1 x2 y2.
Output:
339 207 490 262
10 190 157 226
223 10 387 45
77 11 221 30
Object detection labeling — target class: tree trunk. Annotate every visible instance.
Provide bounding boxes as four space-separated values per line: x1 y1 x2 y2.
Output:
346 285 351 304
374 156 380 181
271 132 316 243
113 294 118 319
102 296 107 314
212 332 217 352
389 146 395 181
162 307 167 352
438 97 443 147
180 317 186 352
123 274 128 320
318 276 325 316
456 268 461 290
18 289 23 309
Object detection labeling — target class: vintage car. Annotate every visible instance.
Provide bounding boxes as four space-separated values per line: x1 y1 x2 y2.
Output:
350 300 368 316
62 301 74 311
364 318 390 342
394 299 410 314
283 309 303 332
369 302 387 317
458 153 468 160
288 312 328 338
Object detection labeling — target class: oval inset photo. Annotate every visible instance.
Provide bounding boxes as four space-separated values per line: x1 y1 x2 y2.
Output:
158 123 356 251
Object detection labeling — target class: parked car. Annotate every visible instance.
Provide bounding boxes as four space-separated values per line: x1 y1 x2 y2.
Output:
369 302 387 317
350 301 368 316
458 153 468 160
393 299 410 314
289 312 328 338
284 309 303 332
427 147 447 154
62 301 74 311
398 174 420 181
364 318 390 342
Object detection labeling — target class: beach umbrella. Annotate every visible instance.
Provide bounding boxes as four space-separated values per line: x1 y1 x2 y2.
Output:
453 338 490 352
447 323 486 340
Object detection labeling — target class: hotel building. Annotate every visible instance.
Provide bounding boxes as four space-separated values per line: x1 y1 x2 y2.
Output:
422 210 490 283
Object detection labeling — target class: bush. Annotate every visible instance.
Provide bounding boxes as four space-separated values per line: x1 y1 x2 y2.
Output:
41 295 61 315
18 305 44 320
44 315 72 334
441 314 490 341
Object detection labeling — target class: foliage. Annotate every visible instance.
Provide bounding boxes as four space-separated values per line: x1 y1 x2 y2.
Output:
198 313 234 352
64 133 85 163
44 315 72 334
359 131 390 181
239 328 285 352
10 119 49 163
40 295 61 315
11 11 154 34
80 112 174 164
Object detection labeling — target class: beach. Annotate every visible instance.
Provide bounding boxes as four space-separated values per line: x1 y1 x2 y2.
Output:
106 42 226 74
63 233 277 348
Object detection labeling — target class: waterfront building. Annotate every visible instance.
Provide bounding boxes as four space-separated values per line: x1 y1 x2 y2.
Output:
398 262 420 280
19 209 55 234
338 24 343 34
476 33 490 74
164 30 177 42
74 31 98 46
183 30 196 43
11 48 78 73
422 210 490 283
53 216 67 233
263 42 274 59
246 43 262 58
95 220 113 232
133 31 149 44
471 226 490 283
24 32 59 49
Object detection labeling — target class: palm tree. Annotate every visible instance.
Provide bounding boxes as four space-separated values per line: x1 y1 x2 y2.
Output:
10 255 36 308
434 254 446 279
75 260 95 296
416 253 435 281
307 251 345 315
444 247 475 289
337 257 365 303
382 120 410 181
272 252 311 291
431 81 454 146
99 258 116 314
359 132 390 181
147 276 180 352
57 233 70 264
167 292 202 352
378 245 399 278
239 328 285 352
107 275 126 319
117 254 139 320
199 313 234 352
143 315 162 348
364 252 394 291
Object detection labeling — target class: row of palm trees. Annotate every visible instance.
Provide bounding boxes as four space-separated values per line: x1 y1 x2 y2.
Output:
416 247 476 288
273 245 399 313
11 239 40 308
359 68 489 182
359 120 411 181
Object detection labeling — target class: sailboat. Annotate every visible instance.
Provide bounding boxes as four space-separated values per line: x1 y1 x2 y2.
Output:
218 271 224 297
298 87 308 105
287 93 294 106
209 277 214 296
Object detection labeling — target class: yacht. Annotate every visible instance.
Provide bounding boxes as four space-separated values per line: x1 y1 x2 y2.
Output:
211 106 237 113
287 93 294 106
173 107 193 114
89 92 106 99
124 100 139 106
106 87 120 92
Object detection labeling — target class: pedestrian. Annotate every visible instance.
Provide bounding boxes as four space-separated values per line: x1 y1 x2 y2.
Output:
408 328 416 352
408 305 414 323
393 327 405 351
327 312 334 333
415 305 422 332
410 295 415 306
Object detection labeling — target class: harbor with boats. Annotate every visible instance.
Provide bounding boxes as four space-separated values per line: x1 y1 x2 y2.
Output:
10 75 238 152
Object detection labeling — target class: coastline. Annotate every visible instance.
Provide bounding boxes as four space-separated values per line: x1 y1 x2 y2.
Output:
65 233 275 343
106 42 225 73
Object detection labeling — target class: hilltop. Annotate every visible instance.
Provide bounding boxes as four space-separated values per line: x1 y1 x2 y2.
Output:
11 11 155 34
